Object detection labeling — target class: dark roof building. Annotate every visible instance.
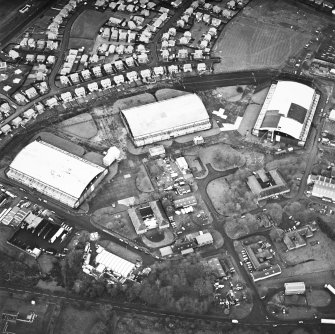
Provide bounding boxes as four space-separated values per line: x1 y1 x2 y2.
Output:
247 168 290 201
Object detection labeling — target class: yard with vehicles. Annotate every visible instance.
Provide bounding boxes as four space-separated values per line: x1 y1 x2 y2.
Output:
267 288 331 320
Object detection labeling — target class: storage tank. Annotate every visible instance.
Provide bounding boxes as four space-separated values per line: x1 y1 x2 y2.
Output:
103 146 121 166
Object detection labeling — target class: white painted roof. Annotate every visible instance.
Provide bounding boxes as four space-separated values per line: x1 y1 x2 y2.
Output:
95 248 135 277
9 140 105 198
266 81 315 117
121 94 209 138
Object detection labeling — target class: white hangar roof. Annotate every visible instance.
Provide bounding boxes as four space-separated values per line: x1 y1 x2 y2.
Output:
121 94 209 138
256 81 316 140
96 248 135 278
9 140 105 199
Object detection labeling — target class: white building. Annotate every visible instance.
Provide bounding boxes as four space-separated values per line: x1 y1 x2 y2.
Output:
23 108 36 120
61 92 73 102
126 71 138 82
121 94 211 147
87 82 99 92
103 146 121 166
284 282 306 295
140 69 151 79
101 78 112 89
7 140 108 208
153 66 164 76
113 74 124 85
75 87 86 98
253 81 320 146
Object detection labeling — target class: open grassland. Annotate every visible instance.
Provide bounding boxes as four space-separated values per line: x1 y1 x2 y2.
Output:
69 9 112 51
57 113 98 139
279 230 335 277
213 16 310 72
211 0 333 72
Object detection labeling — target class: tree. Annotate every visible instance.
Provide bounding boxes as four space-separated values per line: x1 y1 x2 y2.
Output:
266 203 283 225
193 277 213 297
269 227 284 242
89 321 108 334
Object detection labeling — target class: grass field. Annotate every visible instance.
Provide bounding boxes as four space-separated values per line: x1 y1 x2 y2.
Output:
278 230 335 277
57 113 98 139
112 93 156 114
54 304 100 334
155 88 189 101
198 143 245 171
69 9 113 51
89 158 153 211
213 6 312 72
91 207 138 239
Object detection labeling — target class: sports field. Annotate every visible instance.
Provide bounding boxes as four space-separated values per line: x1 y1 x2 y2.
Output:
69 9 112 51
211 0 334 72
213 16 310 72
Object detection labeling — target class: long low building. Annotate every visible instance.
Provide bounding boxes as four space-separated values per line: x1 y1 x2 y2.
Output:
253 81 320 146
121 94 211 146
95 246 135 279
7 140 107 208
308 175 335 202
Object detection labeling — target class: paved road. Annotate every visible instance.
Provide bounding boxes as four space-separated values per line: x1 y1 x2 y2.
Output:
179 69 279 91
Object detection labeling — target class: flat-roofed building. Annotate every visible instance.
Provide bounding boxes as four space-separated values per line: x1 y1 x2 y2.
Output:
173 195 197 208
285 282 306 295
247 168 290 201
121 94 211 147
308 175 335 202
95 246 135 278
207 257 226 278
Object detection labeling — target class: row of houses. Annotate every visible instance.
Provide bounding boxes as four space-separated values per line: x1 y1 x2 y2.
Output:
99 27 138 43
12 82 49 105
98 43 135 56
0 104 45 135
8 42 59 61
59 60 207 87
47 0 82 40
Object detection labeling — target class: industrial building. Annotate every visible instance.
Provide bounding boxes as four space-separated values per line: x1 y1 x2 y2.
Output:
308 175 335 202
7 139 107 208
253 81 320 146
128 201 169 235
247 168 290 201
121 94 211 147
284 282 306 295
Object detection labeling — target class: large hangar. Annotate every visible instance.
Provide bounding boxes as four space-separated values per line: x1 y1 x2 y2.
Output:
7 140 108 208
253 81 320 146
121 94 211 147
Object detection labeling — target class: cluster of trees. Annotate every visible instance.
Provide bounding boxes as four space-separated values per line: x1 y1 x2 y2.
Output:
212 150 244 170
284 201 316 223
265 203 283 225
125 255 215 313
73 255 215 314
0 252 40 287
224 172 257 214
